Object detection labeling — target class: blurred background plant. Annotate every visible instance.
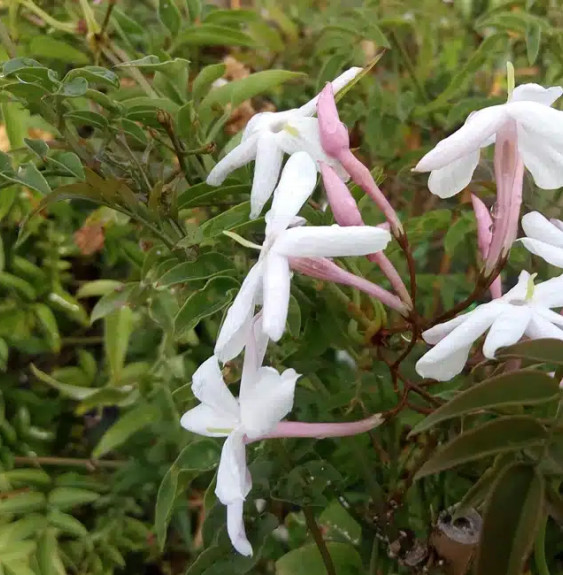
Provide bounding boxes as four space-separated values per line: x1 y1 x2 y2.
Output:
0 0 561 573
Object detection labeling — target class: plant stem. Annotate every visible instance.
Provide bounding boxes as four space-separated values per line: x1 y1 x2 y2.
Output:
18 0 76 33
0 16 17 57
303 506 336 575
389 29 428 103
14 456 125 469
534 514 551 575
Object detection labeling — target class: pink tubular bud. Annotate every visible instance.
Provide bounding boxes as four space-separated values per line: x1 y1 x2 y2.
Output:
317 83 350 158
320 162 363 226
289 256 409 315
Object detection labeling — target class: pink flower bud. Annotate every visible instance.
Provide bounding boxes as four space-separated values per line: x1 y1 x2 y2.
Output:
320 162 363 226
317 83 350 158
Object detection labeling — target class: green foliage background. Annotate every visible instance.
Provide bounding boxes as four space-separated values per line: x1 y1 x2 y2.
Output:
0 0 561 574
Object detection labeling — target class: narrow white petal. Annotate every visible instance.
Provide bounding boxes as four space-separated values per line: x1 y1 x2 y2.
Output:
240 367 299 439
273 225 391 258
415 106 507 172
415 302 504 379
215 262 264 362
525 316 563 340
427 150 480 198
216 431 251 505
266 151 317 234
207 136 258 186
501 271 530 303
262 253 291 342
249 135 284 219
416 344 473 382
240 315 269 390
522 211 563 247
180 404 236 437
191 356 240 417
532 274 563 308
422 313 472 345
482 306 532 358
227 501 253 556
535 307 563 328
299 67 363 116
510 83 563 107
521 239 563 268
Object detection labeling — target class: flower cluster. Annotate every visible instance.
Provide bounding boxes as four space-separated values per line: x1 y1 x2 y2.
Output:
180 67 563 555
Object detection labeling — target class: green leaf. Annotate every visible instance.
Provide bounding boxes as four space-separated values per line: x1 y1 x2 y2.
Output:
23 138 48 159
33 303 61 353
90 283 137 323
58 77 89 98
475 463 544 575
192 63 226 104
186 0 202 22
200 70 305 112
155 439 220 549
415 416 547 479
65 110 109 132
175 276 239 335
178 183 250 210
77 279 123 299
105 307 133 382
47 487 100 510
0 156 51 196
119 119 148 145
496 338 563 366
177 23 256 47
30 364 98 401
36 528 65 575
200 201 250 239
28 37 89 65
0 491 46 513
47 152 85 179
0 271 37 300
159 0 181 36
47 509 88 537
287 295 301 337
526 22 541 65
276 542 362 575
158 253 236 287
64 66 120 89
410 370 560 435
1 102 28 150
92 403 160 458
1 468 51 487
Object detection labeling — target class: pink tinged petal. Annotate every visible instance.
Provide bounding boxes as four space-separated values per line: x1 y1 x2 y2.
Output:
482 306 532 359
525 316 563 340
298 67 363 116
317 84 350 158
422 313 472 345
191 356 240 418
262 253 291 342
532 274 563 308
471 194 493 259
320 163 363 226
215 431 251 505
416 344 474 382
427 150 481 198
240 367 299 439
414 106 508 172
180 404 236 438
227 501 253 556
266 152 317 234
214 262 264 362
521 239 563 268
510 83 563 107
273 225 391 258
206 136 258 186
522 212 563 247
249 134 284 219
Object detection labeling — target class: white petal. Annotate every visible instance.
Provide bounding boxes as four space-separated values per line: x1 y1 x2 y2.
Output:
415 106 507 172
241 315 269 388
249 135 284 219
415 302 503 379
299 67 363 116
215 262 264 362
180 404 236 437
273 225 391 258
510 83 563 107
427 150 480 198
227 500 253 556
241 367 299 439
416 344 473 382
525 316 563 340
552 219 563 232
216 431 251 505
521 239 563 268
535 307 563 328
262 253 291 342
532 274 563 308
522 211 563 247
265 151 318 234
190 356 240 416
207 136 258 186
482 306 532 358
501 270 530 302
422 313 472 345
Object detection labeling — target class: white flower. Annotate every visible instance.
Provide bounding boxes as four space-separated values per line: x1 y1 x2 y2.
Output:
181 321 299 556
214 152 392 362
206 67 363 218
520 211 563 268
414 83 563 198
416 270 563 381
